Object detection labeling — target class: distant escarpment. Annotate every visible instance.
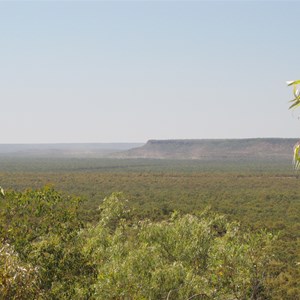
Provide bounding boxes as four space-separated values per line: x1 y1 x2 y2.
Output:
112 138 299 160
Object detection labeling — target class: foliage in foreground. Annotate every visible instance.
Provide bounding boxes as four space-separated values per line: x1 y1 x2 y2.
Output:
287 80 300 170
0 188 279 299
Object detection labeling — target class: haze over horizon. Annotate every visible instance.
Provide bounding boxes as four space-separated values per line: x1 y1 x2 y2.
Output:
1 1 300 143
0 137 299 146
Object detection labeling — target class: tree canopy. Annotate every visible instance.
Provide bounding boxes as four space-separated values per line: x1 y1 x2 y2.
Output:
0 188 279 299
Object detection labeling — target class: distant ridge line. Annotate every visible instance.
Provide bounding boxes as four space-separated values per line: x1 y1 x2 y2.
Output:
112 138 299 160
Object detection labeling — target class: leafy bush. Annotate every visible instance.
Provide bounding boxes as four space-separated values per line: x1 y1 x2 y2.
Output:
84 194 276 299
0 242 41 299
0 188 279 299
0 187 95 299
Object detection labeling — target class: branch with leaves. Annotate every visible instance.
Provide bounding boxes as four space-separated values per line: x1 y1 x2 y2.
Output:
287 80 300 109
287 80 300 170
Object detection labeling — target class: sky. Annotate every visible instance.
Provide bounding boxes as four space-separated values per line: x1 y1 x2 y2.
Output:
1 0 300 143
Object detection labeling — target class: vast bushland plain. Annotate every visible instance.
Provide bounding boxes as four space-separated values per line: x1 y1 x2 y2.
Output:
0 140 299 298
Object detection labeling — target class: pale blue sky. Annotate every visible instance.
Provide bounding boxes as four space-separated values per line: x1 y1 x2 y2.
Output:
1 1 299 143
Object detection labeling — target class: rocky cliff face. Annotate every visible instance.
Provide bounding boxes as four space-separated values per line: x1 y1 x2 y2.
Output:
112 138 299 160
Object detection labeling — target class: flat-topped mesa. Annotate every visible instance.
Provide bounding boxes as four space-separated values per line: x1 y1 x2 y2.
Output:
146 139 204 145
114 138 299 160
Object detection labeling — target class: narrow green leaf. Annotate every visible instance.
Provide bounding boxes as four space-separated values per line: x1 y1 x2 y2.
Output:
288 97 299 102
287 80 300 86
289 101 300 109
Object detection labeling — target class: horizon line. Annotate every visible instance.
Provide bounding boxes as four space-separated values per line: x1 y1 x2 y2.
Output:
0 137 300 145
